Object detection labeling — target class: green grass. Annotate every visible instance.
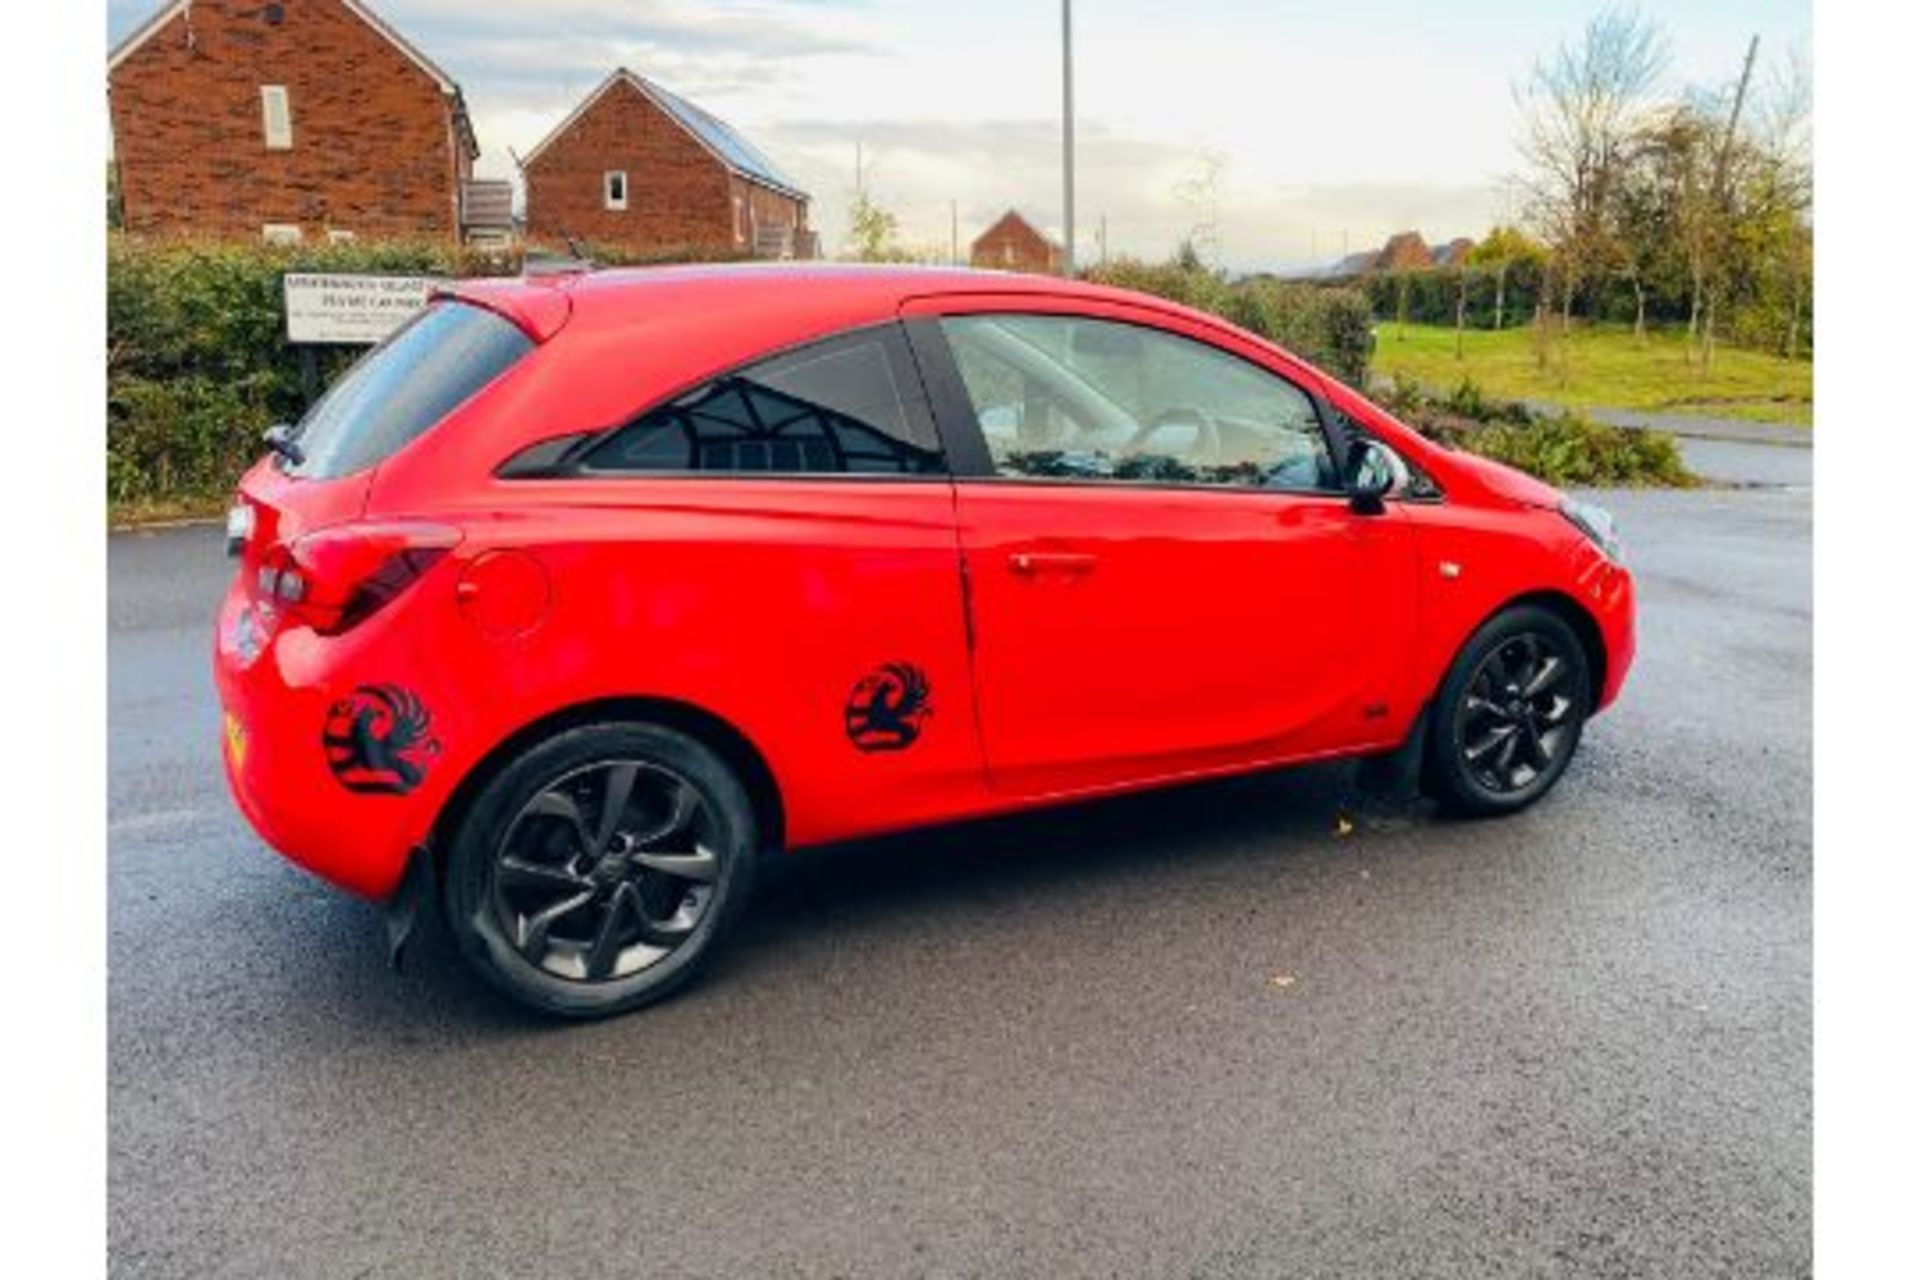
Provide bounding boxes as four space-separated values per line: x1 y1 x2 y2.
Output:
1370 321 1812 426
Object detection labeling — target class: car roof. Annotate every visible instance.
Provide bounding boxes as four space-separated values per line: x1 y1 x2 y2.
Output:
445 263 1212 346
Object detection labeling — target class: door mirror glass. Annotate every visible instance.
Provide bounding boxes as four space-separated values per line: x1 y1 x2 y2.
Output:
1345 439 1401 513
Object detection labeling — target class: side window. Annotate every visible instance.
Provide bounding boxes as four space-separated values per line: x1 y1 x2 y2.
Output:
582 326 945 476
940 314 1337 492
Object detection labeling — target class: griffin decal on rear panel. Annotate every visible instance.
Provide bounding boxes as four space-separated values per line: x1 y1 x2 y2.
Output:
845 663 932 752
322 685 442 794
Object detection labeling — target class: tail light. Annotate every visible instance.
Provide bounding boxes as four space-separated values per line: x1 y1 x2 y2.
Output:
256 521 461 635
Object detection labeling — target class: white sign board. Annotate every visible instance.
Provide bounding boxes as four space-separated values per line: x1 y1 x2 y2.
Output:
284 273 440 344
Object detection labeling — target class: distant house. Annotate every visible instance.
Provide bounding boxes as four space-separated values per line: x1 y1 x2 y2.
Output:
107 0 504 244
970 210 1062 275
1431 237 1477 267
523 69 813 259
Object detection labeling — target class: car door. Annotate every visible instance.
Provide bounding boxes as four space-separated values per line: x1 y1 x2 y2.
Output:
533 320 989 844
903 296 1419 799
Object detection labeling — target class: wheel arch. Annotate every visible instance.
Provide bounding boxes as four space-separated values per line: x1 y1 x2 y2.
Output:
428 695 787 876
1474 588 1608 702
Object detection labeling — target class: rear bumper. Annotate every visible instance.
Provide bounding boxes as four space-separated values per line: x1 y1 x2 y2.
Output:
213 587 438 901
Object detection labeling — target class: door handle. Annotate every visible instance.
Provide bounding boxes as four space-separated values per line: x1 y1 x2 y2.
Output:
1008 550 1098 576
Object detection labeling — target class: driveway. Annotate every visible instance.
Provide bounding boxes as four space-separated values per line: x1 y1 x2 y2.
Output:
108 485 1810 1277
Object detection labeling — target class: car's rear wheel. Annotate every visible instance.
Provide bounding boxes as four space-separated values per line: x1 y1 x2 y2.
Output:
443 722 757 1018
1425 605 1592 817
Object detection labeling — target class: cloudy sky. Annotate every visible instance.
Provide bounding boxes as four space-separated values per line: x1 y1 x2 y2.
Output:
107 0 1810 271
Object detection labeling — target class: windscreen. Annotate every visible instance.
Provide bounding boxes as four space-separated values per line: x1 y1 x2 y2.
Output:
289 301 533 479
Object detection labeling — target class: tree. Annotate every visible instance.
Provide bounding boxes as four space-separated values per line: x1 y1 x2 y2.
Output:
844 188 902 262
1452 266 1470 358
1631 104 1719 354
1752 50 1812 359
1516 8 1669 331
1171 150 1227 268
1606 129 1677 342
1466 225 1547 330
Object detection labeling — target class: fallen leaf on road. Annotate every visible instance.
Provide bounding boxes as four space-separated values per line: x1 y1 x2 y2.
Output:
1270 973 1298 991
1335 815 1355 837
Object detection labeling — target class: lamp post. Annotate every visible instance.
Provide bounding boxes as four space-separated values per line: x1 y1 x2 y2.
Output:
1061 0 1075 276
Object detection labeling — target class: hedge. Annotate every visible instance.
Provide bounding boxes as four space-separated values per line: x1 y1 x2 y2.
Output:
1360 261 1549 331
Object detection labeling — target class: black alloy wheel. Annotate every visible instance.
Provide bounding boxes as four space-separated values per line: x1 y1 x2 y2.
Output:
1426 605 1593 816
445 723 757 1018
492 760 719 982
1457 633 1580 795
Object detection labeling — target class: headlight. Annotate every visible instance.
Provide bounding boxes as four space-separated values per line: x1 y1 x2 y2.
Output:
1560 497 1621 561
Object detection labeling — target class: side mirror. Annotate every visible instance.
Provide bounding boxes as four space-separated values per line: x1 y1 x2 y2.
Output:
1345 439 1397 515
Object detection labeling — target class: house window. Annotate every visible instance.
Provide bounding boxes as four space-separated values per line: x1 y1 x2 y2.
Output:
327 229 356 244
262 224 302 246
734 195 746 243
261 85 292 150
604 171 627 211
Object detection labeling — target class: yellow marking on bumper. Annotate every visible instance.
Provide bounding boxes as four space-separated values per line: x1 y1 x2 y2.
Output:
223 712 248 771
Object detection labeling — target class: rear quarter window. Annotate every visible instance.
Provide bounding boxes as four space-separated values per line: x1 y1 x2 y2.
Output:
290 301 533 479
579 325 944 477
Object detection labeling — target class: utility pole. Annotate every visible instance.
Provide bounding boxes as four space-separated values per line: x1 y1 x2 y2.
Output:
854 141 864 195
950 199 959 266
1098 212 1108 265
1061 0 1076 276
1715 35 1760 196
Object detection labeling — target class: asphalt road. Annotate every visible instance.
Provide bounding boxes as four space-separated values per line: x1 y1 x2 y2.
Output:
1675 434 1812 490
109 475 1810 1277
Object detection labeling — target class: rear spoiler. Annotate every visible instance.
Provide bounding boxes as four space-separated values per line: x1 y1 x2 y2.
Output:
430 279 573 343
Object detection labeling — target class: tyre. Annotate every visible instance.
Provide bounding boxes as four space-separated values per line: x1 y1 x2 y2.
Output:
443 721 758 1018
1424 605 1593 817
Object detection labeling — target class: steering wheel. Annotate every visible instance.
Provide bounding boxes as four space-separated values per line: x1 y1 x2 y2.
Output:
1126 406 1222 463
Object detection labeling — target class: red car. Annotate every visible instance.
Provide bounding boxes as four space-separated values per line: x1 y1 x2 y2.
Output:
215 264 1635 1017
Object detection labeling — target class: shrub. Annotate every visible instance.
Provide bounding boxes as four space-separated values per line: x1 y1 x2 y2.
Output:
1080 258 1372 386
1387 378 1696 488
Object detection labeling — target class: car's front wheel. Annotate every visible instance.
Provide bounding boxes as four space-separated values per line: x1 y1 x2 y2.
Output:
1425 604 1593 817
443 722 758 1018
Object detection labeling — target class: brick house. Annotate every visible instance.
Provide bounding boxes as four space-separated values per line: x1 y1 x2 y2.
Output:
523 69 813 259
970 210 1062 275
108 0 504 244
